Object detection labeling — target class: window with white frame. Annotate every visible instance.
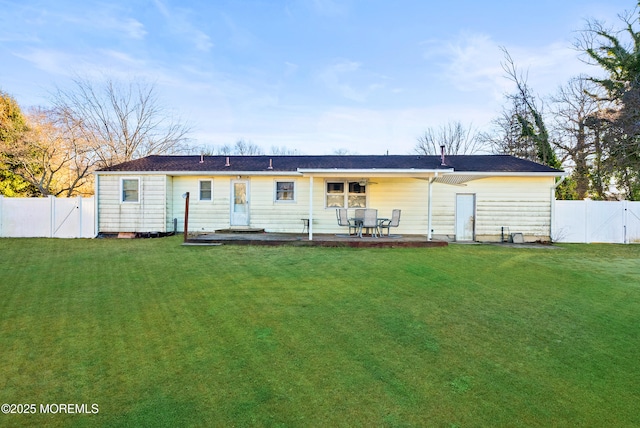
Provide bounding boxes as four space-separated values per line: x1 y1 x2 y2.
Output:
199 179 212 201
121 178 140 203
275 180 295 202
325 180 366 208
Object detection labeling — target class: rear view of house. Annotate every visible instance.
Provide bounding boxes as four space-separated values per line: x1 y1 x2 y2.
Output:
94 154 563 242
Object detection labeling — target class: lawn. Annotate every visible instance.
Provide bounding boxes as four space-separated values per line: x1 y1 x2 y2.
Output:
0 237 638 427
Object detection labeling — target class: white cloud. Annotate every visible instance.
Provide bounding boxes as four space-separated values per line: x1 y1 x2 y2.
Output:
427 31 598 103
317 60 387 102
284 62 299 77
310 0 349 17
422 33 508 100
318 60 364 101
153 0 213 52
119 17 147 40
14 48 76 76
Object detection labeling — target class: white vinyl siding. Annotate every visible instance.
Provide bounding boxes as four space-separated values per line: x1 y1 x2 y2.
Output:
171 176 228 232
250 177 307 232
98 175 166 233
97 173 555 240
430 176 554 242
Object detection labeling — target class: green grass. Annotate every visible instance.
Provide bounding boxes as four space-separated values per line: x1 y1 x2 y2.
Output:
0 237 638 427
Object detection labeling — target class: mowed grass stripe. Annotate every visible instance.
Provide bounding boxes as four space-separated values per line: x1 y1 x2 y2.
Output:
0 238 638 427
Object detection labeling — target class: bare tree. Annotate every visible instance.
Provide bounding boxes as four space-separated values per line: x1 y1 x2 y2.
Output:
4 107 95 196
549 77 603 199
214 139 264 155
574 4 640 199
415 121 483 155
50 76 191 167
479 98 537 160
269 145 300 155
498 49 560 168
332 148 357 155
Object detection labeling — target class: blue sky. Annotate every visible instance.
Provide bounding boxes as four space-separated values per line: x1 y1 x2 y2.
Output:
0 0 633 155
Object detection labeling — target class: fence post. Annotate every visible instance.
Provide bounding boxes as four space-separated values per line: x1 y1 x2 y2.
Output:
78 195 83 238
623 200 629 244
584 199 590 244
0 195 3 237
49 195 55 238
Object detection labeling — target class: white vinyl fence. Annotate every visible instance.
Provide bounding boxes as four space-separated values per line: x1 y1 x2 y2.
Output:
553 200 640 243
0 196 95 238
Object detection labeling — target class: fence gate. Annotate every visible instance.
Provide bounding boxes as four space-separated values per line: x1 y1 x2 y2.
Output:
553 200 640 243
0 196 95 238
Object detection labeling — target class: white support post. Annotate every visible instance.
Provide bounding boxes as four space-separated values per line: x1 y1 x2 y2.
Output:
550 185 555 241
427 176 435 240
308 176 314 241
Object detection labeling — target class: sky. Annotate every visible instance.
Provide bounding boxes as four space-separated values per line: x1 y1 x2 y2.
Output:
0 0 634 155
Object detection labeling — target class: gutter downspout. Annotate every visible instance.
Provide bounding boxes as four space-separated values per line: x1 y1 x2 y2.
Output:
427 173 437 241
550 175 566 242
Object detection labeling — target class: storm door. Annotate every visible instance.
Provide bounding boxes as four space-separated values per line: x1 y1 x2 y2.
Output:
455 194 475 241
230 180 250 226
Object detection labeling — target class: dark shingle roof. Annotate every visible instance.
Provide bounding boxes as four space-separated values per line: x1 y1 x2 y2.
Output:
97 155 563 174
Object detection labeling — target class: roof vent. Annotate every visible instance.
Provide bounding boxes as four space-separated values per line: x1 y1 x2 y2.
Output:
225 156 230 167
440 145 447 166
267 158 273 170
199 154 204 164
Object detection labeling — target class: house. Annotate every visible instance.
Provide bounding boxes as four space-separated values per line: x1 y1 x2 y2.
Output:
94 154 564 242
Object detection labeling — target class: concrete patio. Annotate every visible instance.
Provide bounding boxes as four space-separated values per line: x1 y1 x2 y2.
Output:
184 232 448 248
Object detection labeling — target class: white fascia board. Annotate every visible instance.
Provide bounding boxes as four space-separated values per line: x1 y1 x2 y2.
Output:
95 170 301 176
448 171 565 177
94 169 563 177
297 168 454 176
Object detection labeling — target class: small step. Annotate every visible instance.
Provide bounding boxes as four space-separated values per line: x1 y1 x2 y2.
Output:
214 228 265 234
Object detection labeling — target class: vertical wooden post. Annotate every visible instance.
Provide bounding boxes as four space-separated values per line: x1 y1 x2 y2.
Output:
183 192 190 243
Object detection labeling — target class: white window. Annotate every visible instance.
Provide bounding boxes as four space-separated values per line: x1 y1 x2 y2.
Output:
325 180 366 208
121 178 139 203
275 180 295 202
199 180 213 201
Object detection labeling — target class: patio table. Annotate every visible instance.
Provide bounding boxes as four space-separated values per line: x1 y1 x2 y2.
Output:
350 217 388 237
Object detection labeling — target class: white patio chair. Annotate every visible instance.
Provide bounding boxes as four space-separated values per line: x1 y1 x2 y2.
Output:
359 209 379 238
336 208 357 235
379 209 401 237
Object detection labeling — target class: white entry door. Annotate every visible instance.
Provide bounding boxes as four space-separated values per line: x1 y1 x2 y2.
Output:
455 194 475 241
230 180 250 226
